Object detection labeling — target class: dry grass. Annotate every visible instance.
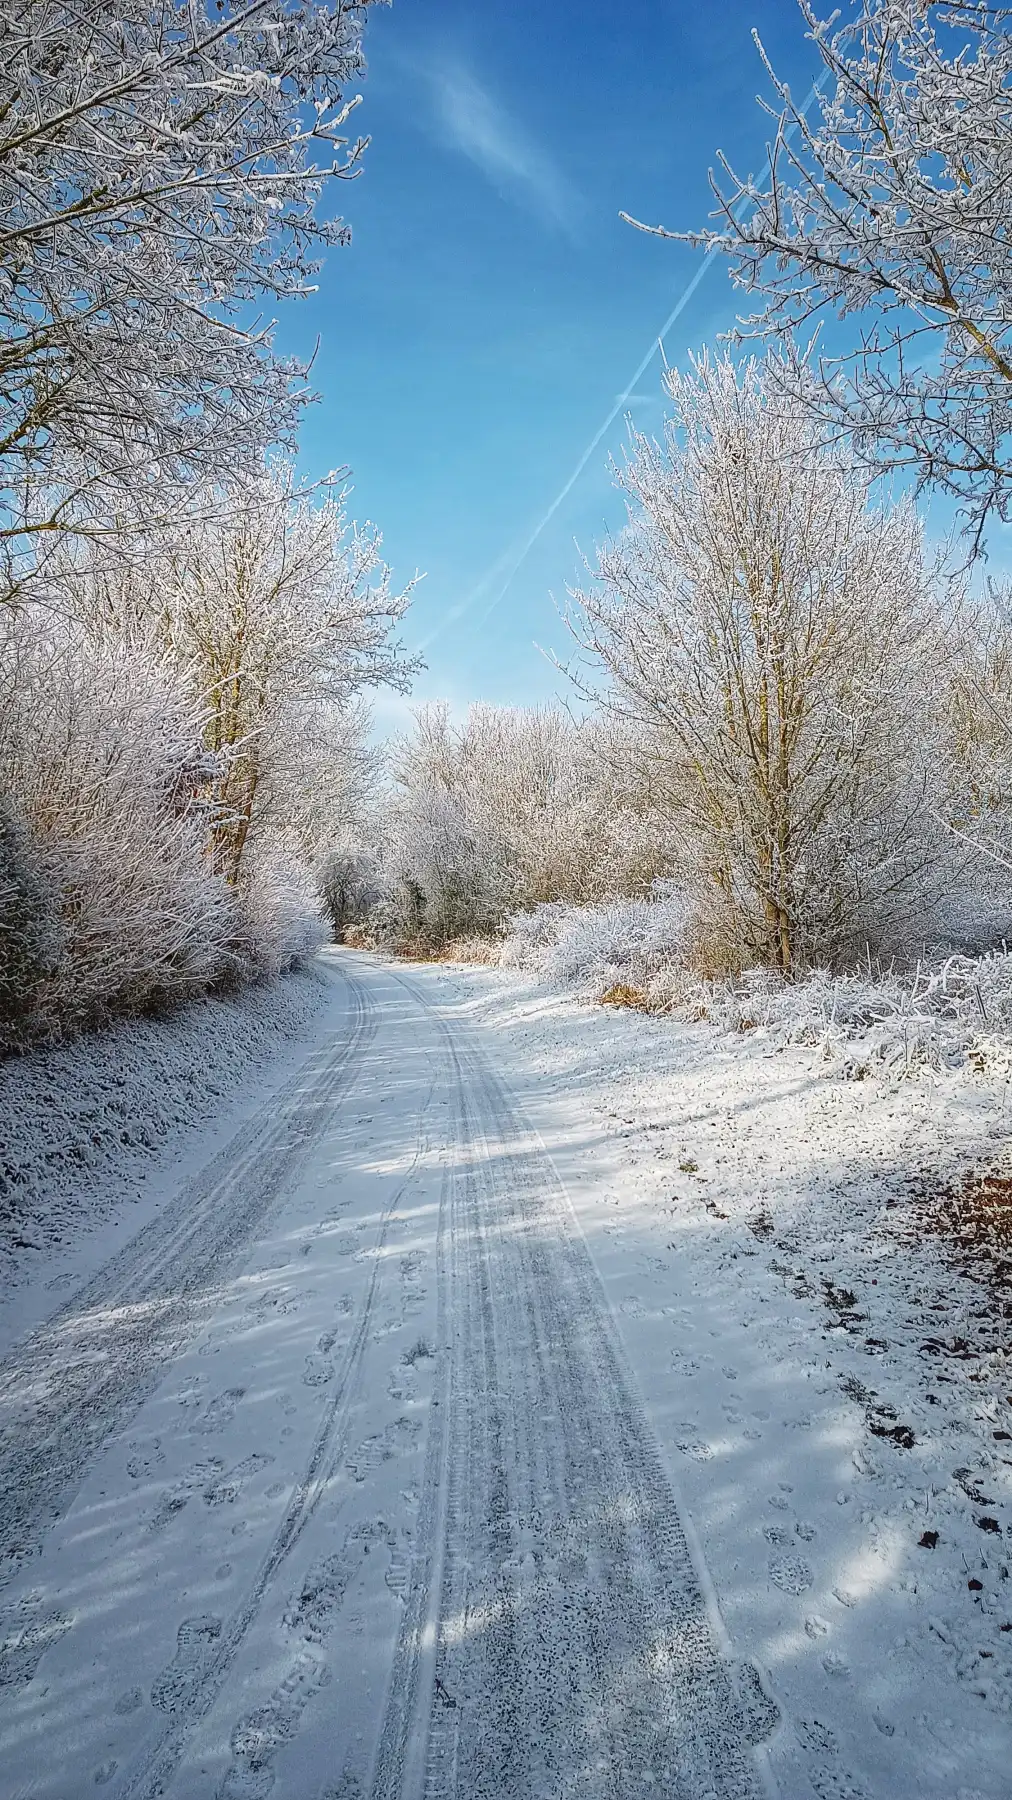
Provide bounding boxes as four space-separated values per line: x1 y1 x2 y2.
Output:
440 935 501 966
340 923 375 951
598 982 650 1010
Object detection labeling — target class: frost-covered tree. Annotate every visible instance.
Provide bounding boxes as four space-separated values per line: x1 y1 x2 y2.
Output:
629 2 1012 548
317 839 382 938
0 610 234 1038
378 704 669 948
0 458 418 1045
570 353 953 974
155 463 416 887
1 0 381 576
945 589 1012 892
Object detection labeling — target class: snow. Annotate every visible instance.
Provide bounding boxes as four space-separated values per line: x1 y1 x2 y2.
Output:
0 965 331 1343
422 959 1012 1798
0 948 1008 1798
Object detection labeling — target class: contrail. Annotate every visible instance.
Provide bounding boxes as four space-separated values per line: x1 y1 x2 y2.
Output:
414 250 718 654
417 68 828 656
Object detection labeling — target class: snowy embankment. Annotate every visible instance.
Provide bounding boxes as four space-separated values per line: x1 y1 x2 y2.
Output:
0 965 330 1284
424 955 1012 1789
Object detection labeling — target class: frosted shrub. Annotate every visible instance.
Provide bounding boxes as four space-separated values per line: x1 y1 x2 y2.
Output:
232 849 329 982
498 904 581 970
691 955 1012 1075
0 789 63 1052
0 620 234 1041
496 885 1012 1079
501 886 692 998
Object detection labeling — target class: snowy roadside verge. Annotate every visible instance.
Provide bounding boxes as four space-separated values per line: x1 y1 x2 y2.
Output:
0 963 332 1305
415 958 1012 1799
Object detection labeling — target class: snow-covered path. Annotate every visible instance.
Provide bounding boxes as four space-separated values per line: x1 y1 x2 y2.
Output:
1 952 1008 1799
0 954 773 1799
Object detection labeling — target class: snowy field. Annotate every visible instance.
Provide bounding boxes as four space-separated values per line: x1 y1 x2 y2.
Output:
0 949 1008 1798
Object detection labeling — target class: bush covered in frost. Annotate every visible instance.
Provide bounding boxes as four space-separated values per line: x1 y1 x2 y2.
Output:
494 893 1012 1078
231 850 330 982
497 886 691 994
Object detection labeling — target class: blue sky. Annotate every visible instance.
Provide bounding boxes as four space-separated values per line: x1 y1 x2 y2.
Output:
277 0 825 728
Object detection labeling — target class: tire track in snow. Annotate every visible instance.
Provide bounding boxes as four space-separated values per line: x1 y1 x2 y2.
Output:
370 967 778 1800
116 1018 441 1800
0 967 372 1581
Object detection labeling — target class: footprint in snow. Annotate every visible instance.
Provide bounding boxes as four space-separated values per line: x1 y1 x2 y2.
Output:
217 1652 330 1799
146 1458 224 1534
795 1718 838 1755
810 1766 870 1800
192 1388 245 1435
676 1426 713 1462
125 1438 165 1481
286 1521 406 1643
0 1598 72 1691
203 1451 273 1507
387 1364 418 1403
345 1418 421 1485
151 1615 222 1714
764 1524 792 1547
769 1553 815 1595
303 1353 335 1388
285 1551 355 1643
301 1329 341 1386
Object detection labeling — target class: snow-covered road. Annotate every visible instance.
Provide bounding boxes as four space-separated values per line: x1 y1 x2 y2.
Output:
0 955 774 1799
0 952 1008 1799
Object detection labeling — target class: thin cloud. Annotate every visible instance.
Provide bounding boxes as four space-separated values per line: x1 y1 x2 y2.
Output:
428 61 581 234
